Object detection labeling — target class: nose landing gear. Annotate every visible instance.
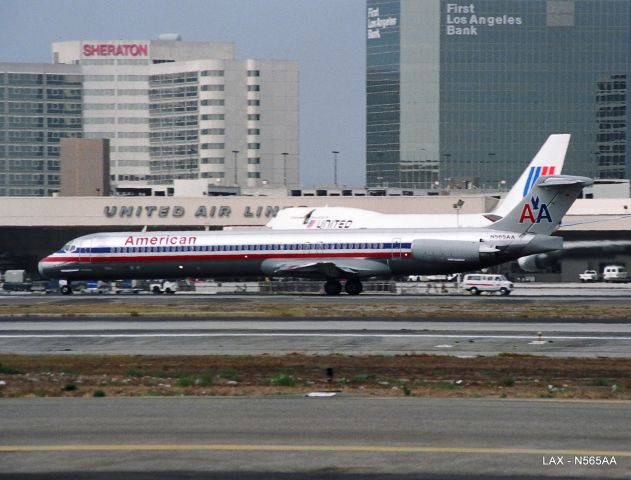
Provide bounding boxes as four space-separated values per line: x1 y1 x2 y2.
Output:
60 281 73 295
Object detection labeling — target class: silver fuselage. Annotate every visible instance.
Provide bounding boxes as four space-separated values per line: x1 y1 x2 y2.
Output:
38 228 562 281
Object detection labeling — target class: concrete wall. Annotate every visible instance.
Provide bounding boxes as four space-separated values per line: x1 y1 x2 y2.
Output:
60 139 110 196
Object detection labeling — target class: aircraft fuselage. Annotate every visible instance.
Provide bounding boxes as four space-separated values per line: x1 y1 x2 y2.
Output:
39 228 561 281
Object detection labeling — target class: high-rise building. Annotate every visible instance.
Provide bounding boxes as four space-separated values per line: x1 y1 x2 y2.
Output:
0 64 82 196
366 0 631 189
0 36 298 196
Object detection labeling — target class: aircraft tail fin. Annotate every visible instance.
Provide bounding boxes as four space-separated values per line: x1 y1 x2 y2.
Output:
487 175 592 235
493 134 570 218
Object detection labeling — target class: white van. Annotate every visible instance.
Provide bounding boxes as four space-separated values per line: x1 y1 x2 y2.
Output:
602 265 627 282
461 274 513 295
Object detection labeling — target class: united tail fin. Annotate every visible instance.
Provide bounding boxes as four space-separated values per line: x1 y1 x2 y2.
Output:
493 134 570 218
487 175 592 235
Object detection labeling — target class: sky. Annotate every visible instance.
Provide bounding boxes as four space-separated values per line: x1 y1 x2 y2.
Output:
0 0 367 187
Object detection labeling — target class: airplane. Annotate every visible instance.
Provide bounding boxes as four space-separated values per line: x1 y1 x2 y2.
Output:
38 175 591 295
266 134 570 230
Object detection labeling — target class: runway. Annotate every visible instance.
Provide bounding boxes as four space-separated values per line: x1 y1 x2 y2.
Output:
1 396 629 479
2 296 630 479
1 316 631 357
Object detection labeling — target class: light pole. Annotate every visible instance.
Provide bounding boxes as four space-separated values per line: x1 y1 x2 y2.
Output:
231 150 239 186
332 150 339 187
453 199 464 228
282 152 288 187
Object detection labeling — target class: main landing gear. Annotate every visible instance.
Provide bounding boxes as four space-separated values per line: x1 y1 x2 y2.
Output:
323 279 364 296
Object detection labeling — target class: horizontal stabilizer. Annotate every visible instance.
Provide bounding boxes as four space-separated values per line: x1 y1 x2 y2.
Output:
536 176 593 188
487 175 592 235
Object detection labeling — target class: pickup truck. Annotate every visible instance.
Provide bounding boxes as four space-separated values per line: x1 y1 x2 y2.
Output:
579 270 599 282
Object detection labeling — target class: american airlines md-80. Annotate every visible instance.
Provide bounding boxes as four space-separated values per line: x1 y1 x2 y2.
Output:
39 175 591 295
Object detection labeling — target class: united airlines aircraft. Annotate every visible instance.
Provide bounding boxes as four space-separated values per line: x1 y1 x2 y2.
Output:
39 175 591 295
267 134 570 230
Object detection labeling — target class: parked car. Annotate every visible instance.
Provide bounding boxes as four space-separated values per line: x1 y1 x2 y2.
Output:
461 274 513 295
602 265 627 282
579 270 599 282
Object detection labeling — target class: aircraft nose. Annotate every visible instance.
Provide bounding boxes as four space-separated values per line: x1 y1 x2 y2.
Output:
38 257 52 278
38 259 46 277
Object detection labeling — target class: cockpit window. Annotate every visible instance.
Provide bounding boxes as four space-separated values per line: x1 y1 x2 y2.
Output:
63 242 77 253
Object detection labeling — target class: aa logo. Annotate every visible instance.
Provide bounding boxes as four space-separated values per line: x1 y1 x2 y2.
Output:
518 195 552 224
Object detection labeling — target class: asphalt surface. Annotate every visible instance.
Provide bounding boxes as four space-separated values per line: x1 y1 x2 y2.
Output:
1 396 629 479
1 293 630 480
2 316 630 357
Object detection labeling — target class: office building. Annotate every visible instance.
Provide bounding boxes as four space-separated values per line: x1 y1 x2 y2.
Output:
366 0 631 188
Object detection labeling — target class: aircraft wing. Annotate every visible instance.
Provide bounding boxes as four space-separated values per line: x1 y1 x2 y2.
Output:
261 258 391 279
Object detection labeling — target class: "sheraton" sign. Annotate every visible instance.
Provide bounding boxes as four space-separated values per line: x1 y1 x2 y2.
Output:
82 43 149 57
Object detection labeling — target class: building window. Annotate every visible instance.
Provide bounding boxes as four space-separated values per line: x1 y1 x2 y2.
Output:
247 172 261 178
247 157 261 164
247 114 260 121
84 75 116 81
247 85 260 92
8 73 43 85
201 157 225 164
247 143 260 149
247 70 260 77
117 75 149 81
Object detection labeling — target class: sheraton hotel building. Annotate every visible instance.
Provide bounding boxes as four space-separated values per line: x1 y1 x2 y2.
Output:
367 0 631 189
0 36 298 196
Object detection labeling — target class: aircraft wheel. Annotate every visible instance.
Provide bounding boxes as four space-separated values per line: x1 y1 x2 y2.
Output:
60 284 72 295
324 280 342 295
345 279 363 295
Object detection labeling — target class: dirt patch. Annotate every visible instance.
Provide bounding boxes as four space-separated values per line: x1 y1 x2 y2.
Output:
2 296 631 319
1 353 629 400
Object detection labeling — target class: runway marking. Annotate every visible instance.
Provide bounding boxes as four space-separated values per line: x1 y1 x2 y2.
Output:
1 444 630 456
1 333 630 341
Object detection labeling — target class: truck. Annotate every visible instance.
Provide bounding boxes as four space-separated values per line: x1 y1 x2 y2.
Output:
579 270 599 282
81 280 111 294
2 270 32 292
149 280 178 294
113 279 141 294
